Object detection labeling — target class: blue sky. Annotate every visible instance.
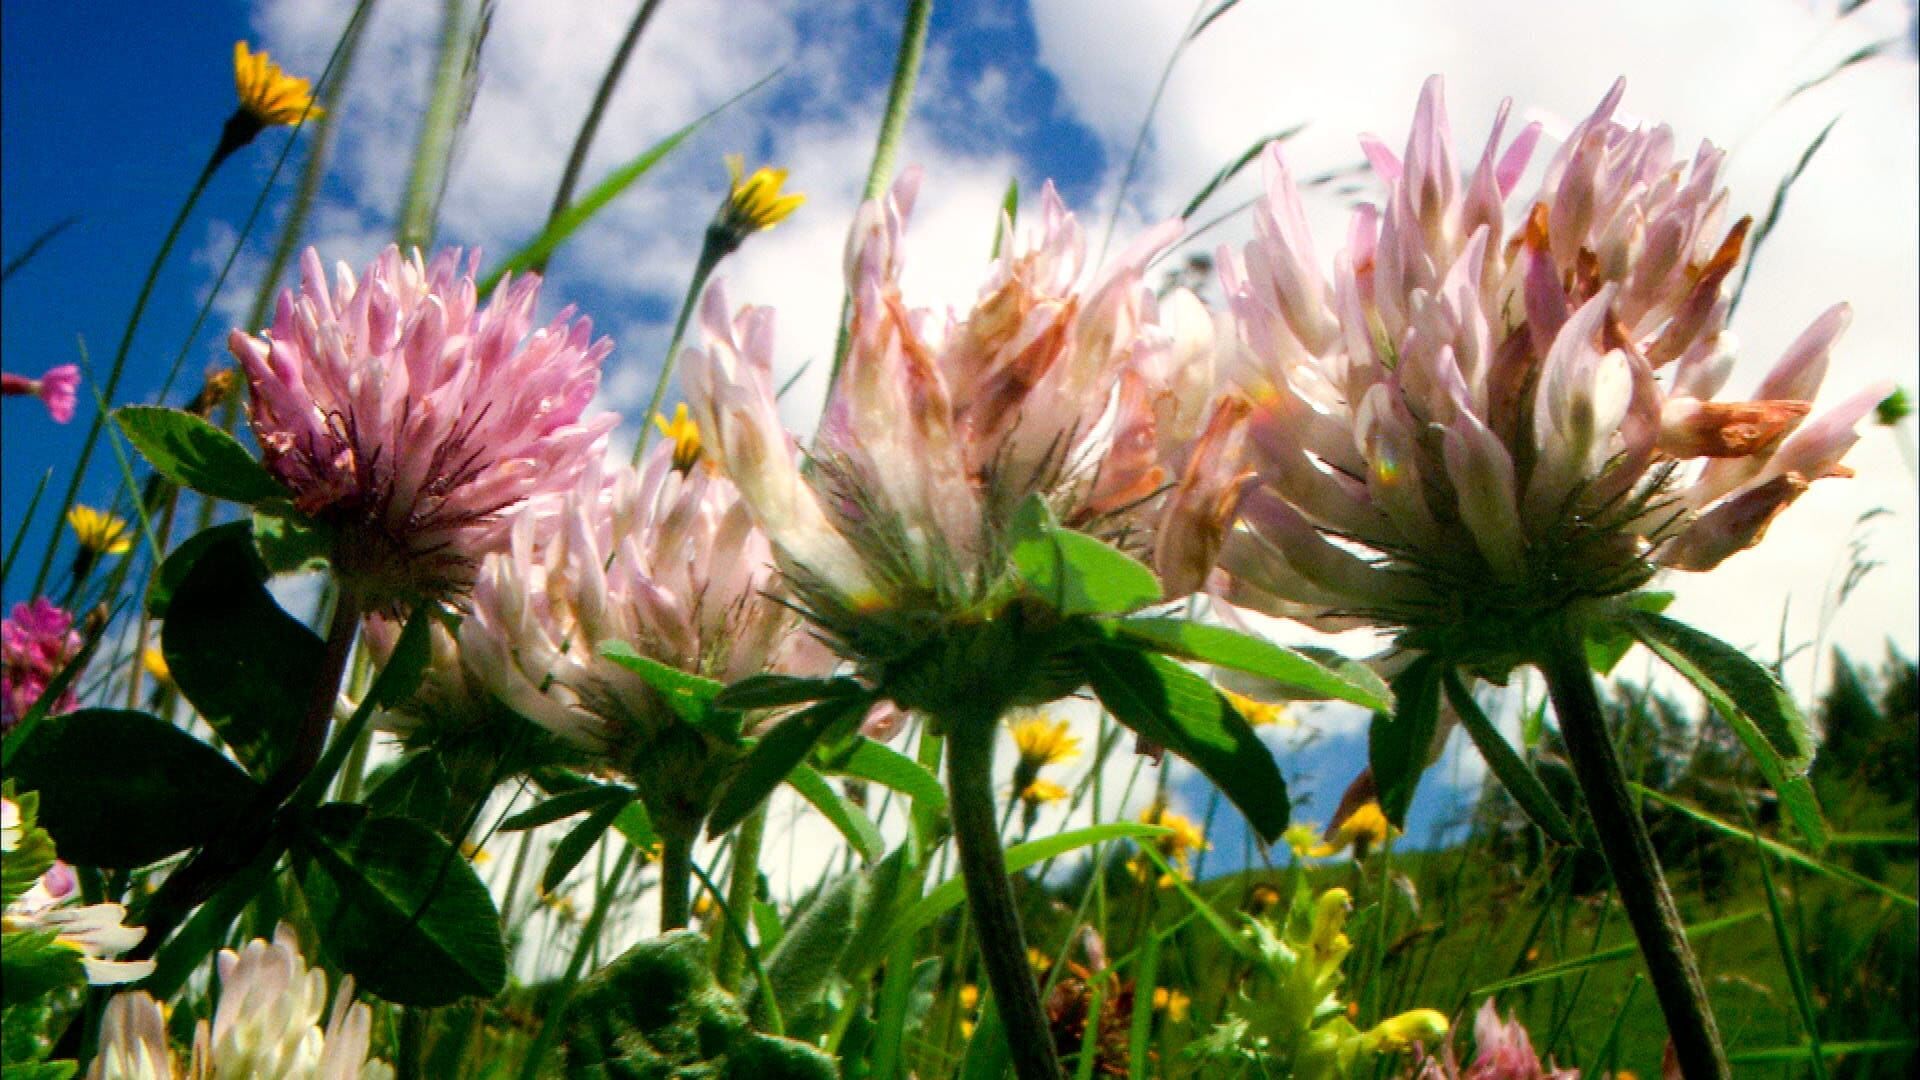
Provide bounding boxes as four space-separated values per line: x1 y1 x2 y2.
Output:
4 1 1917 883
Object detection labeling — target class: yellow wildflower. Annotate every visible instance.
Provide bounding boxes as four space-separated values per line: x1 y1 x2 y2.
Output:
1009 715 1080 770
459 841 492 866
654 404 703 472
1027 948 1052 974
1282 822 1321 859
141 647 172 686
233 42 322 128
1310 888 1353 965
537 888 577 924
67 506 132 556
1019 777 1069 807
718 155 804 238
958 984 980 1011
1222 687 1293 728
1150 987 1191 1022
1308 800 1396 859
1365 1008 1449 1051
1141 803 1207 861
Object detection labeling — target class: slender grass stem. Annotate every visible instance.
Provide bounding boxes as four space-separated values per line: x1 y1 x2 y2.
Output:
396 0 481 252
632 240 722 465
517 840 636 1080
543 0 665 248
945 714 1061 1080
715 803 767 991
1538 616 1729 1080
827 0 932 386
31 153 220 597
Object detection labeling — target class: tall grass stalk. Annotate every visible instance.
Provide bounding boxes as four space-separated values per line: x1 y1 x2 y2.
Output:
826 0 932 386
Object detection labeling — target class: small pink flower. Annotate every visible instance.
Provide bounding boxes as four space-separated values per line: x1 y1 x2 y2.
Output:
1413 1000 1579 1079
1 364 80 423
2 598 83 730
229 247 616 608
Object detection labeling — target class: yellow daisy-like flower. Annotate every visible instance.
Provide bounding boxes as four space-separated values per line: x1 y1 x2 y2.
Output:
1307 800 1396 859
1027 947 1052 974
718 155 804 239
66 506 132 556
1141 803 1207 861
140 647 171 686
1009 715 1080 770
654 404 703 472
1019 777 1069 807
958 983 980 1011
1221 688 1293 728
233 42 323 127
1150 987 1191 1022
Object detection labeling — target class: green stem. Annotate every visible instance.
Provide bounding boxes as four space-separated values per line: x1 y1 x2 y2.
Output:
945 714 1060 1080
543 0 665 246
715 804 767 991
396 0 479 252
659 825 695 931
863 725 943 1077
495 828 536 940
1537 617 1729 1080
518 841 636 1080
632 239 723 465
31 152 221 596
827 0 933 387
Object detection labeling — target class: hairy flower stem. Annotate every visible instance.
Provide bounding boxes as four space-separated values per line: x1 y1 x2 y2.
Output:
660 826 696 931
1539 618 1729 1080
714 804 767 990
945 714 1061 1080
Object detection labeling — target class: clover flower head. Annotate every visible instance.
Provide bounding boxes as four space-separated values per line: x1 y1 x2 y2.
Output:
2 599 83 730
1221 77 1887 663
456 436 796 775
90 923 392 1080
686 169 1248 678
230 246 616 609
